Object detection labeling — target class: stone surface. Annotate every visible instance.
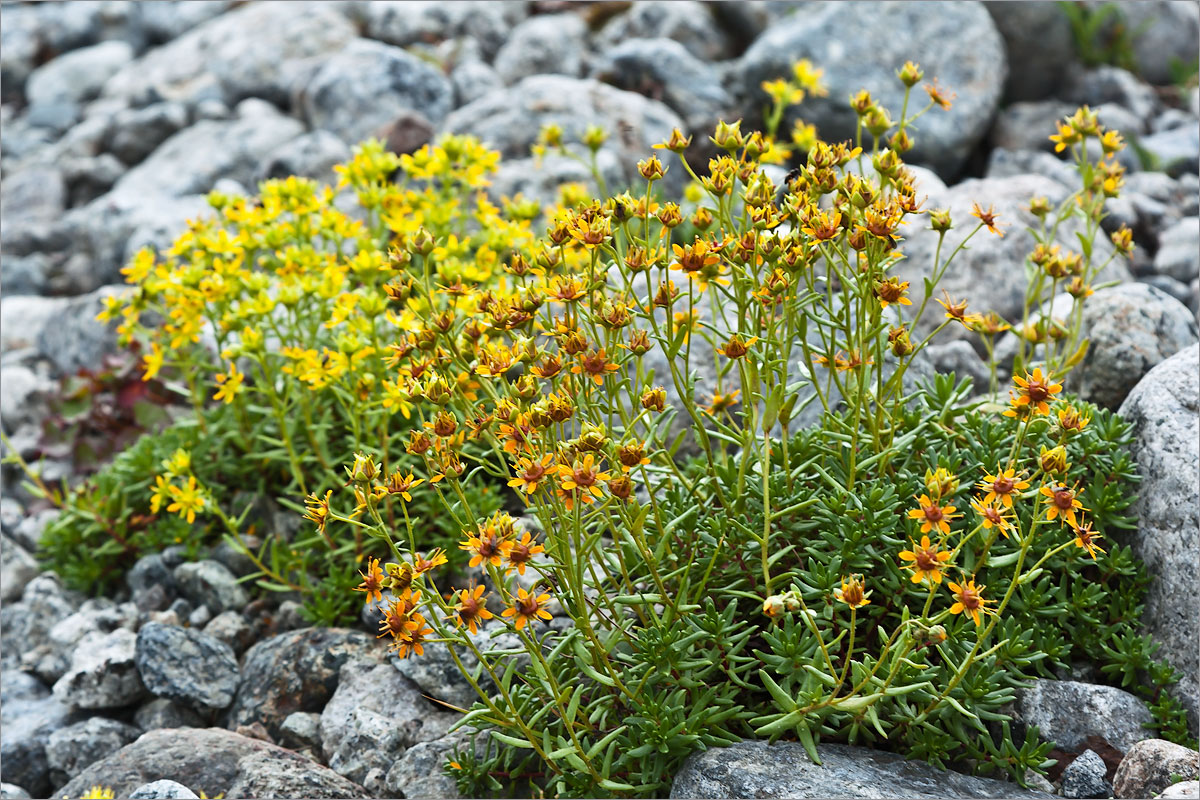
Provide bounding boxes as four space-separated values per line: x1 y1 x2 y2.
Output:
256 130 350 187
984 1 1074 102
592 37 734 135
320 660 458 794
56 727 371 800
227 628 379 741
107 102 190 166
134 623 240 711
0 671 77 797
1142 124 1200 178
1012 680 1156 754
985 147 1079 189
1060 750 1112 799
1112 739 1200 799
297 38 454 145
1068 283 1199 409
1162 781 1200 800
203 610 254 655
45 717 141 785
1064 66 1159 129
736 1 1006 179
1 533 40 603
444 75 685 192
494 14 588 85
596 1 733 62
669 740 1052 798
1121 1 1200 86
172 560 247 615
1119 345 1200 732
52 628 146 711
1155 217 1200 283
100 1 356 108
990 100 1075 153
390 619 523 711
26 40 134 106
127 779 200 799
385 731 474 799
32 286 125 376
361 1 527 62
133 698 204 731
278 711 322 751
0 783 32 799
1 165 67 225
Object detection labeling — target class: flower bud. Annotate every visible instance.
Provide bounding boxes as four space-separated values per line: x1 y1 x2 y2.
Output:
1039 444 1069 475
897 61 924 87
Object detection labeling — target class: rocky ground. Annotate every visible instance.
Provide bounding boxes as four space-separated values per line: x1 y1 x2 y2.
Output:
1 1 1198 798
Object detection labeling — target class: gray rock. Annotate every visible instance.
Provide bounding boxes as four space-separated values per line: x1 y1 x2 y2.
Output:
985 147 1079 189
256 130 350 187
385 732 473 799
1012 679 1156 753
1162 782 1200 800
101 1 356 108
1141 123 1200 178
1155 217 1200 283
132 698 204 731
451 59 504 108
1068 283 1198 409
111 107 303 200
390 619 524 711
669 740 1052 798
53 628 146 710
1119 345 1200 732
985 1 1075 101
895 174 1129 337
56 727 370 799
139 1 235 44
360 1 527 62
0 783 32 799
45 717 140 784
31 285 124 376
592 38 734 135
1061 750 1113 799
25 101 82 134
134 623 239 712
45 600 139 684
0 363 54 435
990 100 1076 152
1 166 66 225
1153 108 1196 134
297 38 454 146
172 560 247 615
1113 739 1200 799
278 711 322 751
203 610 253 655
736 1 1006 179
127 779 199 799
127 554 176 609
60 153 128 207
26 41 134 106
494 14 588 85
1 573 80 677
227 627 379 741
1121 1 1200 86
444 75 685 192
320 660 458 793
0 671 76 797
107 102 189 165
1141 275 1198 313
0 534 40 603
596 1 734 62
0 253 50 296
1064 66 1160 128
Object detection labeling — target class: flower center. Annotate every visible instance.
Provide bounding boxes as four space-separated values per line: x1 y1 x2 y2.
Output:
1054 490 1074 510
993 476 1015 494
915 548 939 571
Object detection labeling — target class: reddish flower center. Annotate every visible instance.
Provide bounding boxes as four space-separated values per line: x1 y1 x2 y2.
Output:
1025 381 1050 403
914 547 940 571
923 504 944 523
992 476 1015 494
516 595 542 617
1053 489 1074 510
958 589 982 610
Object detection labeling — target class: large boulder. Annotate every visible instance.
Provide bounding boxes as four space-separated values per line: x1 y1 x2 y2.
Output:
45 717 141 786
319 660 458 794
1067 283 1199 409
56 727 370 799
100 1 357 108
1113 739 1200 799
26 41 134 106
494 14 588 85
52 628 146 711
1121 1 1200 86
594 1 735 62
984 2 1074 102
669 740 1052 798
134 623 240 712
226 628 380 740
1011 680 1156 754
1118 344 1200 732
443 75 685 193
736 1 1006 179
297 38 454 145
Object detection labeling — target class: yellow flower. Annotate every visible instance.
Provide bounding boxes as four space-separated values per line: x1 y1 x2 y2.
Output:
899 535 953 585
971 497 1015 538
502 586 553 630
1071 519 1106 560
450 584 494 634
304 490 334 533
948 579 992 626
354 557 385 605
149 475 173 515
834 574 871 608
142 342 165 382
1010 368 1062 416
977 467 1030 508
508 454 554 494
907 494 959 535
1040 484 1087 528
166 476 205 524
213 361 245 404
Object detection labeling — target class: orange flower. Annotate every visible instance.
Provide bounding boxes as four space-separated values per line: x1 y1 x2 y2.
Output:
413 549 448 574
1071 519 1106 560
970 497 1014 538
977 467 1030 508
899 535 953 585
354 557 386 605
970 202 1005 237
394 614 433 659
508 454 555 494
571 349 620 385
460 525 506 569
502 586 553 630
1040 484 1087 528
833 574 871 609
948 579 992 626
450 584 494 634
501 532 545 575
557 454 610 499
1011 368 1062 415
907 494 960 535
